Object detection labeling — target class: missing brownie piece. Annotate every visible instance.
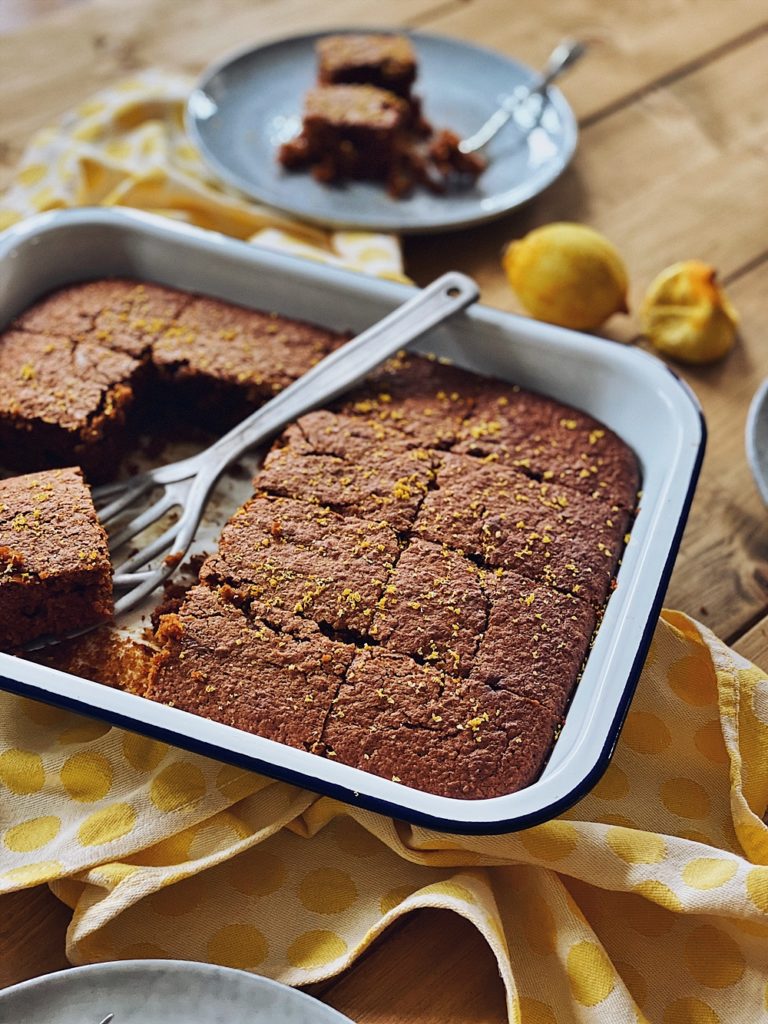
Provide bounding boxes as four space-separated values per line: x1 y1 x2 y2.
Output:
0 330 142 481
147 584 354 750
0 467 112 650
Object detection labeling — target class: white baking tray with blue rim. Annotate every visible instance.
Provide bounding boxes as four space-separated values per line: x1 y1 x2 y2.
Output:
0 209 705 834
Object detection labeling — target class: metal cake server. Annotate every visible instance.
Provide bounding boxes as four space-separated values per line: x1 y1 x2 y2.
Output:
93 271 479 617
458 38 586 155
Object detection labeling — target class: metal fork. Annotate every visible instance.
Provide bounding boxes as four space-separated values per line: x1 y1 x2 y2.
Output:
94 271 479 617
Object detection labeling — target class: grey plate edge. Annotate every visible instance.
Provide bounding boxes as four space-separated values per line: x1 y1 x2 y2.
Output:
184 26 579 234
0 960 356 1023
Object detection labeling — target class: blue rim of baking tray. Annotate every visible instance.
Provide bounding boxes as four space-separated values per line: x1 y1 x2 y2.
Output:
0 209 707 835
0 385 706 837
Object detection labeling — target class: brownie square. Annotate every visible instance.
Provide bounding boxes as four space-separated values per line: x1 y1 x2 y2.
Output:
337 353 477 450
148 584 354 751
414 452 630 605
316 34 417 98
321 647 560 798
279 84 409 184
0 467 112 650
200 495 400 635
471 571 596 717
0 330 142 481
454 383 640 509
14 279 190 358
256 431 435 532
369 539 488 674
151 295 344 428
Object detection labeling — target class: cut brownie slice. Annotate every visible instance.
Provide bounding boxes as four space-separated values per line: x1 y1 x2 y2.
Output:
200 495 400 636
0 467 112 650
454 382 640 509
316 34 417 98
322 647 560 799
369 539 488 674
256 433 435 532
147 585 354 750
151 295 344 429
14 279 190 359
414 452 630 605
278 84 409 189
0 330 142 480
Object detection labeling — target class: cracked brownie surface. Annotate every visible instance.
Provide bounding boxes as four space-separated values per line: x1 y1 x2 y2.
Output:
151 349 637 798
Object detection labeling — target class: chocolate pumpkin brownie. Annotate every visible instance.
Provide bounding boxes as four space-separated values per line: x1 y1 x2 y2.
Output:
454 382 640 509
147 584 353 750
150 294 345 429
0 330 142 480
321 647 560 799
414 452 630 605
200 495 400 636
317 34 418 99
255 435 435 532
14 278 190 358
278 84 411 189
0 467 112 650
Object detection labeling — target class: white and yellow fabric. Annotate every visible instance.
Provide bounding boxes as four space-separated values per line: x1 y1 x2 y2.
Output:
1 614 767 1022
0 69 406 281
1 77 768 1024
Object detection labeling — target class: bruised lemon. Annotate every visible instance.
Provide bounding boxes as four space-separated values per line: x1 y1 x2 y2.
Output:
641 260 738 365
502 222 629 331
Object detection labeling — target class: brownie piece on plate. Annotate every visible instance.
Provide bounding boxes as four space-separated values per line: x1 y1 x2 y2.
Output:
316 34 417 98
0 467 112 650
0 330 142 481
278 84 410 190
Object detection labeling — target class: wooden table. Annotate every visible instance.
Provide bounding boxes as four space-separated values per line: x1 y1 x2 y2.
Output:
2 1 768 1019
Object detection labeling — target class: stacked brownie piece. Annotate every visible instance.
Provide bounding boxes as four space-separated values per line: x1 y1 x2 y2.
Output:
278 34 485 195
148 353 638 799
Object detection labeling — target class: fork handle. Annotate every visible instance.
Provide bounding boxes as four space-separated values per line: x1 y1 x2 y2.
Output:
171 271 479 552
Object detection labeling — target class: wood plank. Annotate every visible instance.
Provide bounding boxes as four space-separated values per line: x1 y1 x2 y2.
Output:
424 0 768 122
319 910 507 1024
0 888 71 988
733 614 768 668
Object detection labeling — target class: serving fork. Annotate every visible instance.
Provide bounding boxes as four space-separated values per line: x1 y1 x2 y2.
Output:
94 272 479 617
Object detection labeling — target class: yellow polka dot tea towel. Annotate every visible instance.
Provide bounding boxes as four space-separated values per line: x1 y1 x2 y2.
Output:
1 610 767 1022
0 69 406 282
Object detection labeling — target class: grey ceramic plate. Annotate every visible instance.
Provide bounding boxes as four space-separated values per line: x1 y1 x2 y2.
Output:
186 29 579 233
746 378 768 506
0 961 354 1024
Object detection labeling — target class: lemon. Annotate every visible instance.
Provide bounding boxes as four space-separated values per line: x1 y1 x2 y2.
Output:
502 222 629 331
641 260 738 365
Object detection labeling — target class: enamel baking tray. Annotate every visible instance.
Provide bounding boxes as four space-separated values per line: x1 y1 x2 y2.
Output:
0 209 705 834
